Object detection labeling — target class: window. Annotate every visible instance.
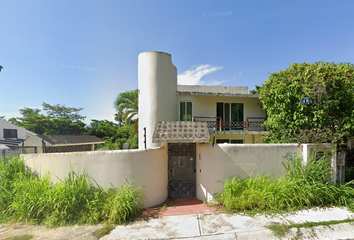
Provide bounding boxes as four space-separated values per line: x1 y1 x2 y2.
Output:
216 102 244 122
217 102 244 130
216 139 229 144
180 102 192 121
3 129 17 138
216 139 243 144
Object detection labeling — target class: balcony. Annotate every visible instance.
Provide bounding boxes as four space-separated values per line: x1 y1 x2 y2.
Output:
192 116 266 131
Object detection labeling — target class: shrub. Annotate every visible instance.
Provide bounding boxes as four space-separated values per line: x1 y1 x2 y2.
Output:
0 155 144 226
215 153 354 213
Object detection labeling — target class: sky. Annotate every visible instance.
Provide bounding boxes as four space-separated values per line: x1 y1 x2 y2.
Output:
1 0 354 124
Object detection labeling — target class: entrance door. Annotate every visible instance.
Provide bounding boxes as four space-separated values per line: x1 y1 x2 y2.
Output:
168 143 196 197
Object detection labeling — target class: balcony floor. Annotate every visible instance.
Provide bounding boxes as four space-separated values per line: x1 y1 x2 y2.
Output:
214 130 269 135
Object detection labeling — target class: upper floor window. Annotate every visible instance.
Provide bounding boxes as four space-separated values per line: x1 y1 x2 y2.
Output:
180 102 192 121
3 129 17 138
217 102 244 122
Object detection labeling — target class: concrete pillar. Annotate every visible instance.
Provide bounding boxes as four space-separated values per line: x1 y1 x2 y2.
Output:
138 51 177 149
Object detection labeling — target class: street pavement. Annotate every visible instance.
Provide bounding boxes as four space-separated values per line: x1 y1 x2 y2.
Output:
102 207 354 240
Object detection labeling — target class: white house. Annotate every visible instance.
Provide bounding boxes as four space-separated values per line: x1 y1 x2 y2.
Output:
22 51 341 207
137 51 270 198
0 119 37 155
138 51 268 150
0 119 36 149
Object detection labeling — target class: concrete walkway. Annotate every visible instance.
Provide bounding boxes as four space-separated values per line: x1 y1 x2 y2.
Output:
102 207 354 240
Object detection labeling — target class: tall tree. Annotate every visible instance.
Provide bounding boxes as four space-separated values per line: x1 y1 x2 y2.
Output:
259 62 354 146
114 90 138 125
42 102 85 122
9 108 48 134
41 102 86 135
9 103 86 135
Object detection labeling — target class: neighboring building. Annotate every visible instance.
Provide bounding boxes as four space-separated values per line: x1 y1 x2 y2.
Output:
23 135 104 153
0 119 36 151
138 51 268 150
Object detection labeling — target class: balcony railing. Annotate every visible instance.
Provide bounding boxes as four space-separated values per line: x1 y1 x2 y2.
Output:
192 116 266 131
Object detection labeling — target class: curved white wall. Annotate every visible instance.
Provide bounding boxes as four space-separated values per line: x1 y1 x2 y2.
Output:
138 51 177 149
23 148 168 208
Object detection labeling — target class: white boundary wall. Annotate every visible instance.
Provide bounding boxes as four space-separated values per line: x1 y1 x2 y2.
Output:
196 143 300 202
23 147 168 208
23 143 339 207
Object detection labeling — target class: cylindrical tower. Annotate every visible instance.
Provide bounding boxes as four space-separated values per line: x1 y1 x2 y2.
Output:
138 51 177 149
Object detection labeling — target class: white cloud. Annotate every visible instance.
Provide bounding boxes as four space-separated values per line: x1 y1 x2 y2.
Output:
177 64 223 85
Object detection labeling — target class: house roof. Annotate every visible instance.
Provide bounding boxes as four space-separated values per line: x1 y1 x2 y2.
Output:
0 144 10 150
41 135 104 146
152 121 210 143
0 139 24 147
25 130 37 139
177 85 259 98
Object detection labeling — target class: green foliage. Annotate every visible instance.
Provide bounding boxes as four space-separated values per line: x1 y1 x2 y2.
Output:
89 120 138 150
267 219 354 238
8 102 86 135
0 156 144 226
8 108 48 135
101 183 144 224
215 153 354 214
114 90 138 126
259 62 354 145
92 225 115 238
345 166 354 182
249 84 263 94
0 155 36 220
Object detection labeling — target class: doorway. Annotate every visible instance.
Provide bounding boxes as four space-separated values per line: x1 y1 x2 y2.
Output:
168 143 196 197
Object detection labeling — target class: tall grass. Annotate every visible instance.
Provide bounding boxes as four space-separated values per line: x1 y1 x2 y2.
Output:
215 153 354 213
0 155 144 226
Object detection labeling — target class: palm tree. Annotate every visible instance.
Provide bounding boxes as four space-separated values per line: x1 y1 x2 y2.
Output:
114 90 138 126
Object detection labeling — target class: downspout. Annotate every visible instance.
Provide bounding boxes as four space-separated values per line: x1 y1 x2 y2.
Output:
42 136 46 153
212 128 216 147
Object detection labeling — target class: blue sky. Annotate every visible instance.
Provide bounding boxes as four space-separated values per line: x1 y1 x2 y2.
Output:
1 0 354 123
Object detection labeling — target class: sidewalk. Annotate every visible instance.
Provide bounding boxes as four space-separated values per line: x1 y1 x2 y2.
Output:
102 198 354 240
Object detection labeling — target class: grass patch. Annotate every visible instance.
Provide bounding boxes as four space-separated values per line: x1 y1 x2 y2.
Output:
267 224 290 238
267 218 354 238
91 225 115 238
214 152 354 215
3 235 34 240
0 155 144 227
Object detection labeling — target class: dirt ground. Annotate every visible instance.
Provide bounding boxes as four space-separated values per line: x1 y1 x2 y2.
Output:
0 223 103 240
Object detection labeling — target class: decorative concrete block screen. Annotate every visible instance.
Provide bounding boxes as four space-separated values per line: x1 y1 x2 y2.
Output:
44 145 92 153
152 121 210 143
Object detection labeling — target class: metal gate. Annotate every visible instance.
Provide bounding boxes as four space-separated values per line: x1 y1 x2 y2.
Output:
168 143 196 197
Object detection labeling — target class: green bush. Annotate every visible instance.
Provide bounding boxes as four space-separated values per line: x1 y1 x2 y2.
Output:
215 153 354 213
0 155 144 226
346 166 354 182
